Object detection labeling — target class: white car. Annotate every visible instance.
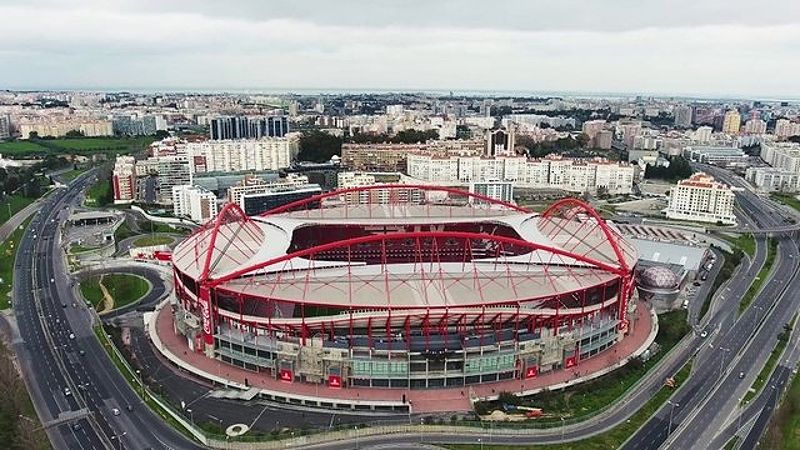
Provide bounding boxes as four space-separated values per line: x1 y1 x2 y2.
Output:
64 387 72 396
700 331 708 338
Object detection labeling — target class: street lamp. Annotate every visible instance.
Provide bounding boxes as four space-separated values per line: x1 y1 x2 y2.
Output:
667 401 679 435
354 425 359 450
186 408 193 425
478 437 483 450
561 416 566 442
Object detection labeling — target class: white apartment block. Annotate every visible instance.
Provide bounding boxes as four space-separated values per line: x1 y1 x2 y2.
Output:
692 126 713 143
132 155 192 204
172 185 218 223
760 143 800 173
743 119 767 135
470 181 514 204
745 167 800 193
666 173 736 225
112 155 136 204
18 119 113 139
407 154 634 195
186 137 297 174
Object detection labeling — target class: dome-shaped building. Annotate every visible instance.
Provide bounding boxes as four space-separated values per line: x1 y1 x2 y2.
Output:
636 264 683 311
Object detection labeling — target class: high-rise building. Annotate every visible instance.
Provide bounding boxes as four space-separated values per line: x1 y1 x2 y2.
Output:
722 110 741 135
485 125 516 156
692 126 713 143
0 115 10 140
775 119 800 140
743 119 767 135
673 105 693 128
666 173 736 225
209 115 289 140
172 185 218 223
595 130 613 150
186 137 297 174
112 156 137 204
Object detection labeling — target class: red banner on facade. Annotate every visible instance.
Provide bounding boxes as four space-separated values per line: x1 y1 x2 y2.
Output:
525 365 538 378
328 374 342 388
279 369 293 383
565 355 578 368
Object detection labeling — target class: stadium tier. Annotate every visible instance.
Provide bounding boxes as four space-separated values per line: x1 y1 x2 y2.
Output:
171 185 637 389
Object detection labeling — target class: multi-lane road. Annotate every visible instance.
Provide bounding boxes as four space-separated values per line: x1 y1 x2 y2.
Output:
11 172 200 450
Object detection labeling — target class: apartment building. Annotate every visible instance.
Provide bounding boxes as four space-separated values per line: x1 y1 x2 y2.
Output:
666 173 736 225
172 185 218 223
112 155 136 204
340 140 483 172
186 138 297 174
336 171 422 205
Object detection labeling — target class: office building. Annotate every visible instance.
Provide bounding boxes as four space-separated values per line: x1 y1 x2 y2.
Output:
112 155 136 204
227 173 310 207
209 115 289 140
666 173 736 225
470 181 514 204
113 114 167 136
172 185 218 223
235 182 322 216
684 146 747 167
721 110 741 135
673 106 693 128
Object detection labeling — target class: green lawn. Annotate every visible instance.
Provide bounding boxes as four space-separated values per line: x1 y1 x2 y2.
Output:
85 178 113 207
739 238 777 314
762 363 800 449
70 243 102 254
133 235 173 247
61 168 88 182
79 273 149 311
473 310 689 424
114 222 136 241
771 193 800 214
721 233 756 258
0 193 41 228
445 360 694 450
0 136 156 157
0 217 33 309
743 333 789 404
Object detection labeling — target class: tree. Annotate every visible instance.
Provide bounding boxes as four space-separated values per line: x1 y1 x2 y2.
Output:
643 156 693 181
154 130 170 140
298 131 343 163
65 129 85 138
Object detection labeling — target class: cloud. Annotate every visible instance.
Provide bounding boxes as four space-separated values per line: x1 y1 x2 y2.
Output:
0 1 798 98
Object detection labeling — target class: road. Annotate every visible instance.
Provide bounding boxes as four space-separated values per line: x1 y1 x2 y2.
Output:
622 165 800 450
12 171 202 450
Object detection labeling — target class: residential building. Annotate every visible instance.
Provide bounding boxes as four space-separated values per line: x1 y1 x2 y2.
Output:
485 125 516 156
407 153 634 195
692 126 713 143
172 185 218 223
666 173 736 225
775 119 800 140
336 171 423 205
340 140 483 172
745 167 800 193
743 119 767 135
0 115 10 140
186 137 297 174
595 130 613 149
673 105 693 128
721 110 741 135
112 155 136 204
760 143 800 173
18 118 113 139
113 114 167 136
470 181 514 204
210 115 289 140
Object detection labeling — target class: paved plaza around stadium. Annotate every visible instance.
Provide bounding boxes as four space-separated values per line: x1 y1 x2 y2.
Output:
149 299 656 413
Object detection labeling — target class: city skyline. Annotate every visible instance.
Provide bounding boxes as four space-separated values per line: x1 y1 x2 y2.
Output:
2 0 800 99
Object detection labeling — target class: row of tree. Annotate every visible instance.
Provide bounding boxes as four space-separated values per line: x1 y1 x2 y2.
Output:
643 156 693 181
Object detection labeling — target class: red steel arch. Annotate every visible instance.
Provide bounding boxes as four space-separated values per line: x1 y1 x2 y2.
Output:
206 230 629 289
260 183 531 216
199 202 259 282
541 197 632 272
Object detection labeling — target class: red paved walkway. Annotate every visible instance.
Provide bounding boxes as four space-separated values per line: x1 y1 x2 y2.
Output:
151 302 654 413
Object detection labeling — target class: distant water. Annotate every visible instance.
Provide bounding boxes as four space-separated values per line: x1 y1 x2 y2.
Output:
5 85 799 103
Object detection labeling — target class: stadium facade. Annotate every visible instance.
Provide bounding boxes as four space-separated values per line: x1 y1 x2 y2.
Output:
171 185 637 390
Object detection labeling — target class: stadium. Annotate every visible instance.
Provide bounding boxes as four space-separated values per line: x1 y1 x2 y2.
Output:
170 185 638 391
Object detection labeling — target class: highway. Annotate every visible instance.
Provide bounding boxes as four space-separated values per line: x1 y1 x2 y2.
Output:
12 172 202 450
622 166 800 450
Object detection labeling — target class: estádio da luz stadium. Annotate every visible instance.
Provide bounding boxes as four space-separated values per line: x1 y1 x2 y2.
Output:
170 184 637 393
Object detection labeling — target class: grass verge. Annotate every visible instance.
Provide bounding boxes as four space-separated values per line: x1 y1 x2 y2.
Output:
133 235 173 247
444 360 694 449
770 193 800 214
739 238 777 314
473 310 689 424
79 274 149 311
743 317 796 405
0 217 33 309
721 233 756 258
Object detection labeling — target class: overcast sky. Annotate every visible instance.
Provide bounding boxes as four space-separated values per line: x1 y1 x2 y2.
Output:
1 0 799 98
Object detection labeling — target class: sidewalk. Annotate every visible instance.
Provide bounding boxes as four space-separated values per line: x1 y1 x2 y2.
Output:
147 301 656 413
